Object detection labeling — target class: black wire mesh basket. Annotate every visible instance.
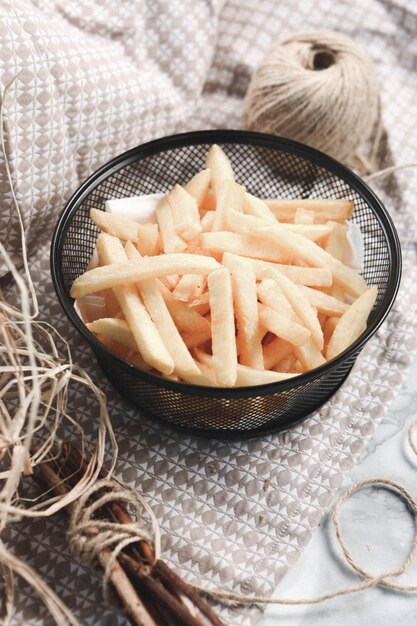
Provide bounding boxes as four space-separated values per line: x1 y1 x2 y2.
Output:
51 130 401 438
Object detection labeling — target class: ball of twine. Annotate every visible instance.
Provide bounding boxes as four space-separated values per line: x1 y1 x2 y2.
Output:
243 31 381 166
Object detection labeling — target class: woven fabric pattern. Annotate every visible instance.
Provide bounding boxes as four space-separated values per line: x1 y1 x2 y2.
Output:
1 1 417 625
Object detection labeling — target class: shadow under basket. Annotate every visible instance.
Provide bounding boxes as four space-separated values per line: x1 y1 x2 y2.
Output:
51 130 401 438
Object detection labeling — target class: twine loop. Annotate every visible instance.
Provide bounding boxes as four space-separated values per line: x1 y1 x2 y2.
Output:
191 431 417 606
332 479 417 593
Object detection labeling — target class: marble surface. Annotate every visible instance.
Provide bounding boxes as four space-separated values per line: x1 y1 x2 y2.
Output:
261 352 417 626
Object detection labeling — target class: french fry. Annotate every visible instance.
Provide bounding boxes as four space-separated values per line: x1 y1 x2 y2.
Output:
182 327 212 349
317 312 327 327
258 304 311 346
278 223 336 241
185 168 211 209
323 222 348 301
95 233 174 375
161 373 180 382
294 338 326 371
201 210 215 231
257 267 324 350
323 222 348 300
235 364 296 386
243 192 276 222
257 279 325 369
172 273 206 302
323 316 338 346
90 208 140 242
265 198 353 223
125 241 200 378
205 144 235 198
194 351 295 386
207 268 237 387
274 354 298 373
188 292 210 316
159 275 180 290
156 197 187 253
136 223 160 256
88 319 155 373
323 221 348 260
294 207 314 224
201 189 217 212
95 332 114 350
257 278 294 318
158 281 211 334
104 340 131 361
101 289 121 317
326 286 378 360
125 350 152 371
172 241 210 302
70 252 221 298
212 180 244 231
298 286 348 316
223 253 263 369
255 224 367 297
242 256 332 287
167 184 202 241
181 359 219 387
200 232 290 263
86 248 99 271
87 317 135 350
226 210 333 241
263 337 293 370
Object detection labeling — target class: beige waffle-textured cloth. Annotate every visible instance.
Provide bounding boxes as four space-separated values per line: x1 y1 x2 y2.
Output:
1 1 417 625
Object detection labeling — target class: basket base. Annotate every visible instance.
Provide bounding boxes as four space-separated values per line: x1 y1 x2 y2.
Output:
104 364 354 440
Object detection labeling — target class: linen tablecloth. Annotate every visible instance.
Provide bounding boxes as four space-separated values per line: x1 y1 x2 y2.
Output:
1 1 417 624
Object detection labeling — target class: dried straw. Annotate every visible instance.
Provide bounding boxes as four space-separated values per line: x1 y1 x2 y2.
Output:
0 76 116 625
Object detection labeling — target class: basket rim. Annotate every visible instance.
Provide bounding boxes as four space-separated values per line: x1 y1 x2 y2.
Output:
50 129 402 399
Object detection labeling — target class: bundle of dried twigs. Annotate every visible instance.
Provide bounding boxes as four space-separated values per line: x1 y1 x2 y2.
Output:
37 441 225 626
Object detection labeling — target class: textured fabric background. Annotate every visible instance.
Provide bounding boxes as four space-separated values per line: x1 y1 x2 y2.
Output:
1 1 417 625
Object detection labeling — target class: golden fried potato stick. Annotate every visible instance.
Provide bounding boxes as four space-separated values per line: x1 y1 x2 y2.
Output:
265 198 353 223
124 241 201 378
185 168 211 210
70 252 221 298
205 144 235 198
207 267 237 387
326 286 378 360
223 253 263 369
167 184 202 241
95 233 174 375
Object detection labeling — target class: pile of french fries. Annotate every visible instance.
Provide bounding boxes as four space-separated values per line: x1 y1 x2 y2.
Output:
70 144 377 388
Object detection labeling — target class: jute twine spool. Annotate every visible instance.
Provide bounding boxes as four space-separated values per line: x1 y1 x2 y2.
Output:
244 31 381 167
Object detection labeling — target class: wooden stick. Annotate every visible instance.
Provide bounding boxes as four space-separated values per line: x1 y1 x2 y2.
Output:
120 553 204 626
154 560 226 626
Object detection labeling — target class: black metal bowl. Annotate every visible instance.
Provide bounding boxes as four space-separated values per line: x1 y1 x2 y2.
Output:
51 130 401 438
